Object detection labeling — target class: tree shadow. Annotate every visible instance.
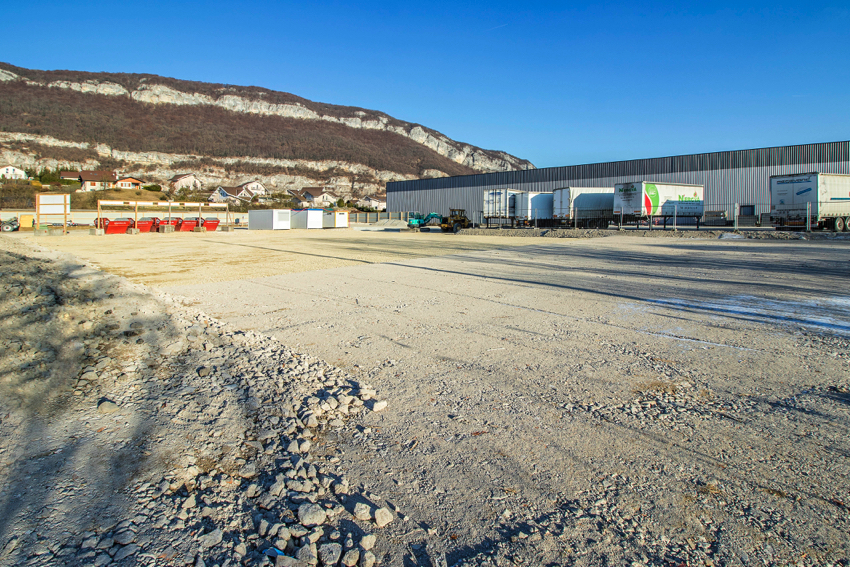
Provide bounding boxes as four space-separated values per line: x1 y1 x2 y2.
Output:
0 243 207 564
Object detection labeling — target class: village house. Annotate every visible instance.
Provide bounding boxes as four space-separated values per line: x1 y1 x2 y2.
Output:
356 194 387 211
209 185 255 203
0 165 27 180
78 171 117 192
288 187 340 207
116 176 146 190
169 173 203 192
237 180 267 196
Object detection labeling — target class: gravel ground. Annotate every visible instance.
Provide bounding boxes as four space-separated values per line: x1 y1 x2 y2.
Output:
0 236 408 567
13 230 539 287
167 236 850 567
4 231 850 567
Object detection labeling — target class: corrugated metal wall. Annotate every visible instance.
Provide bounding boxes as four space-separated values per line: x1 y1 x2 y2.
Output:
387 141 850 217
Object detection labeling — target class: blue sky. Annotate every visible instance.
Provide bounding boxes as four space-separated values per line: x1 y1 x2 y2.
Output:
2 1 849 168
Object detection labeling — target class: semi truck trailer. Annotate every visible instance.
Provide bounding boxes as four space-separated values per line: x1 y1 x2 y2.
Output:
552 187 615 229
513 192 554 225
614 181 704 228
483 189 520 219
769 173 850 231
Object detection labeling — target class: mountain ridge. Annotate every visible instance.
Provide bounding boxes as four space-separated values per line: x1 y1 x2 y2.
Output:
0 63 533 196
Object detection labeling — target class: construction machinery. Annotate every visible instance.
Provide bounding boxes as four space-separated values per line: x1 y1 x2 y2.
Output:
440 209 472 233
1 217 20 232
408 212 442 231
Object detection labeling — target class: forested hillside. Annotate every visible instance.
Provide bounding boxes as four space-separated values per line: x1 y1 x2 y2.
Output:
0 62 533 196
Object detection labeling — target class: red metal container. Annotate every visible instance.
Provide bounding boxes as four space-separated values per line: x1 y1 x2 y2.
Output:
160 217 180 227
94 217 109 229
179 217 200 232
202 217 220 231
105 218 134 235
135 217 157 233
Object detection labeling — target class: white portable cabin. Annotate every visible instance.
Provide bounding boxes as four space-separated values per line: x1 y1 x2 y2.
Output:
323 210 349 228
248 209 291 230
291 209 324 229
514 192 554 220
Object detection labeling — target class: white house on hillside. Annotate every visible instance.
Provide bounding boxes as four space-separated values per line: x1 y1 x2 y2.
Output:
79 171 117 192
237 180 267 195
288 187 340 207
357 194 387 211
209 185 255 202
169 173 203 191
0 165 27 180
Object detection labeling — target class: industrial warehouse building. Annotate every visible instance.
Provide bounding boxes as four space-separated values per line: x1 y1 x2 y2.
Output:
386 141 850 222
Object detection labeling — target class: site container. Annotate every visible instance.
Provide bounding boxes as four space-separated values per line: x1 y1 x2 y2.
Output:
178 217 200 232
514 192 553 221
483 189 520 218
614 182 704 224
769 173 850 231
249 209 291 230
160 217 180 228
553 187 615 228
104 218 134 234
202 217 221 231
323 210 349 228
135 217 157 232
291 209 323 229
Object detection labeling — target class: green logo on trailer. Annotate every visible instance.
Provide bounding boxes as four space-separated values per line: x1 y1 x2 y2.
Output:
645 184 660 214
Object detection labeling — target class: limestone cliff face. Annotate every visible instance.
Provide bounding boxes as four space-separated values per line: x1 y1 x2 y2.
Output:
0 132 415 197
0 67 532 174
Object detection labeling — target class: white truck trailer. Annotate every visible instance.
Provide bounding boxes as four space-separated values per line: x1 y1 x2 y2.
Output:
513 192 553 225
614 181 704 229
769 173 850 231
483 189 520 219
552 187 615 229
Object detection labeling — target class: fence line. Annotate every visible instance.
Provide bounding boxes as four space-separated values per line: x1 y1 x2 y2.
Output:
349 211 411 224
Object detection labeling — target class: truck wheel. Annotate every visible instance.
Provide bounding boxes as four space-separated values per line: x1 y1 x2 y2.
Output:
1 224 12 233
843 217 850 232
453 222 461 233
835 217 846 232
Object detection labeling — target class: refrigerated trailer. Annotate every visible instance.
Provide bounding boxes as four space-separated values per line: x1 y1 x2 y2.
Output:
552 187 615 228
483 189 520 219
614 181 704 229
514 192 554 225
769 173 850 231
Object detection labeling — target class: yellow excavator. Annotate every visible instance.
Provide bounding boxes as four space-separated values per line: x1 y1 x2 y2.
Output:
440 209 472 233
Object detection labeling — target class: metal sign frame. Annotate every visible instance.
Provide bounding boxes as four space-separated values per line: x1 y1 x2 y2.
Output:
35 193 71 234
